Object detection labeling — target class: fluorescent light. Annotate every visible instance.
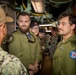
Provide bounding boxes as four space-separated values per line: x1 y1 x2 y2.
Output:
39 24 53 26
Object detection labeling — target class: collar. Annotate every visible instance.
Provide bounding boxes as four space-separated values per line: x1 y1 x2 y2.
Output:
57 35 76 47
60 35 76 44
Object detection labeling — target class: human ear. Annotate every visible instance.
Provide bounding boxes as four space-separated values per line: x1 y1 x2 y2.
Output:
0 24 5 35
71 24 76 30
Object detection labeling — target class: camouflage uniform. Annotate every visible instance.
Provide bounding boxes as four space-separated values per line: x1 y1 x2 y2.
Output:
0 47 28 75
49 35 61 59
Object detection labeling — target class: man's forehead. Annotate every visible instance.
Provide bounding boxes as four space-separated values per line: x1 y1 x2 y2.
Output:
59 16 69 21
19 15 30 18
58 17 70 23
18 16 30 21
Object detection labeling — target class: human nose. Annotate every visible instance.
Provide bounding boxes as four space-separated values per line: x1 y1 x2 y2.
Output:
22 21 26 25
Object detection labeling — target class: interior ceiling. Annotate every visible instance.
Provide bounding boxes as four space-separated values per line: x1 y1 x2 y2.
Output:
49 0 72 3
45 2 70 18
15 0 75 18
0 0 76 22
48 0 76 18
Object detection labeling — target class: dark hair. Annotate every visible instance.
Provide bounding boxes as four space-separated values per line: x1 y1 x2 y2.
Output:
39 28 45 33
51 27 58 32
16 12 31 20
58 13 76 34
30 20 39 28
58 12 76 25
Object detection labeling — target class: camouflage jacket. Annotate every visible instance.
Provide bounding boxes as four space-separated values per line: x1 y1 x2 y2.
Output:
49 35 61 59
0 47 28 75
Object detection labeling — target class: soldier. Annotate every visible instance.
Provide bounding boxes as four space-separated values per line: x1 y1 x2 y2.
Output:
30 21 42 48
53 13 76 75
0 7 28 75
38 28 46 52
30 21 42 75
30 21 42 49
30 21 39 36
8 12 41 75
49 27 61 59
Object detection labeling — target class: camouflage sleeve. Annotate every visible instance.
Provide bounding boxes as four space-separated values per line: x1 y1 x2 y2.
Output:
0 50 28 75
49 36 59 59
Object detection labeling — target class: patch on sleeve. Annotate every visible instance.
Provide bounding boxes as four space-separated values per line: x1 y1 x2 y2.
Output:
70 51 76 60
8 36 13 43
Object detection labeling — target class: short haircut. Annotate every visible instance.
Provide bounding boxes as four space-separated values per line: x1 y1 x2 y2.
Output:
58 13 76 25
51 27 58 32
16 12 31 20
39 28 45 33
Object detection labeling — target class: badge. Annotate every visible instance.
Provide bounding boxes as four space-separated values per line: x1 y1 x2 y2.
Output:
70 51 76 60
8 36 13 43
60 46 64 50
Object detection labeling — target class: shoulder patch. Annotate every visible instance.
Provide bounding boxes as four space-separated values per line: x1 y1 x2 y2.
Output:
8 36 13 43
70 51 76 60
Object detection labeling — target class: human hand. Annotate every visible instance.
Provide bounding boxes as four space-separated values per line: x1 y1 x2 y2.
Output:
28 64 38 74
28 64 35 71
29 70 34 75
33 65 38 73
